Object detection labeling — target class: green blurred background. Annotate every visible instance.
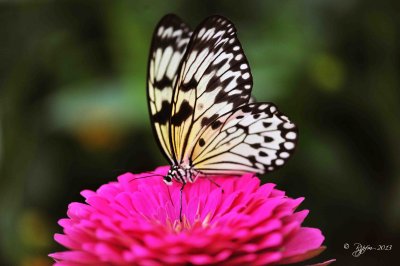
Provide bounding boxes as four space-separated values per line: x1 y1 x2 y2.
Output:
1 0 399 265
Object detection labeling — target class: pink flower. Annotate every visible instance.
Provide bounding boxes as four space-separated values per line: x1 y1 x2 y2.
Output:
50 166 333 265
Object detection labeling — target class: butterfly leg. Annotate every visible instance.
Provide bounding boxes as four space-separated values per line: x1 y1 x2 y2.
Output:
198 171 224 193
250 173 258 179
179 183 186 222
206 176 224 194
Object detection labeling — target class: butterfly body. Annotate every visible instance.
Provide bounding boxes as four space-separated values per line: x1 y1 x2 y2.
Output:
147 14 298 186
164 164 198 185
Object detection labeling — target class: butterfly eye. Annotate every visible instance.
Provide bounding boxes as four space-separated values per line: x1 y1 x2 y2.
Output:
163 175 172 185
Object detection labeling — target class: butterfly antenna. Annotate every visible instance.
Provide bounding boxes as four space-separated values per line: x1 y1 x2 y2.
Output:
129 172 164 182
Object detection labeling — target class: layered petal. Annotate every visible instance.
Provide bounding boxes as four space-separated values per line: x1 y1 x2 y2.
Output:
50 166 330 265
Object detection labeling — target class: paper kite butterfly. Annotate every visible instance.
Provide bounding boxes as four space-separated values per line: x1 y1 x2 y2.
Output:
147 14 298 186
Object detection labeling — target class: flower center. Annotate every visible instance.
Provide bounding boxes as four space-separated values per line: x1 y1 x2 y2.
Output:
165 213 212 233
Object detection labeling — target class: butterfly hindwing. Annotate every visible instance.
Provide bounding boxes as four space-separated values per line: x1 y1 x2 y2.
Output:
147 14 298 181
147 14 192 163
169 15 253 163
190 103 298 175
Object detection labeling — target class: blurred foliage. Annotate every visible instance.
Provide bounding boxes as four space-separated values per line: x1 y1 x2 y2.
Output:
1 0 399 265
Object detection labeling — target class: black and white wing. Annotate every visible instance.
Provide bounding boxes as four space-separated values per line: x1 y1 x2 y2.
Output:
190 103 298 175
169 15 253 163
147 14 192 163
147 14 298 176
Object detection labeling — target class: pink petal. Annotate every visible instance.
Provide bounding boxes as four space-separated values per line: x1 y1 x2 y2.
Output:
50 167 329 265
308 259 336 266
280 246 327 264
283 227 325 258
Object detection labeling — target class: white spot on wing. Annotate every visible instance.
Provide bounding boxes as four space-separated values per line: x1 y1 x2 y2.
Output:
235 54 243 61
280 152 289 158
286 132 296 140
156 46 173 81
284 142 295 150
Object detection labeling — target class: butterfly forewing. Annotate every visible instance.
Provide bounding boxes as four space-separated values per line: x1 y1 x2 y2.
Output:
147 14 192 163
169 16 253 163
147 14 298 182
190 103 298 175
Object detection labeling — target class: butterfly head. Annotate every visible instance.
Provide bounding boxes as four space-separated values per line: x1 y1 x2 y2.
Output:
163 170 173 185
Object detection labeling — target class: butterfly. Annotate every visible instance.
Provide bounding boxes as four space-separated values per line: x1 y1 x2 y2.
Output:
147 14 298 188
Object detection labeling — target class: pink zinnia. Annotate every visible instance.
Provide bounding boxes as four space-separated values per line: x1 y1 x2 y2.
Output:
50 166 334 265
